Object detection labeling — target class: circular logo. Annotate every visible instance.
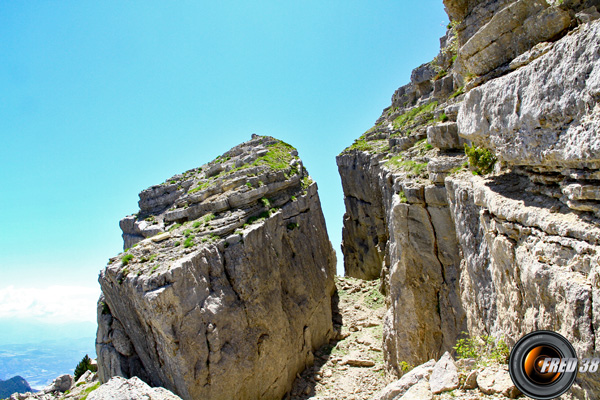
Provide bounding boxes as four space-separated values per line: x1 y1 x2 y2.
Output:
509 331 578 399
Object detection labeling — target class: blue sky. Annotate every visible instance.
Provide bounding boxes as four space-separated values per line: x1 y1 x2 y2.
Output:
0 1 448 326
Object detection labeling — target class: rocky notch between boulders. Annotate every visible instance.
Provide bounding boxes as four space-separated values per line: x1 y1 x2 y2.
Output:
96 135 337 400
338 1 600 399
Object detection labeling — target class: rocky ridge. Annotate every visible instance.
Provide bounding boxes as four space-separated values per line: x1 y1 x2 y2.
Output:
338 1 600 399
7 372 182 400
96 135 337 400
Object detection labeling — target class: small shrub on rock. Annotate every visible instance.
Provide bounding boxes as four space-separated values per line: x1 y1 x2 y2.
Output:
464 143 497 175
454 333 510 365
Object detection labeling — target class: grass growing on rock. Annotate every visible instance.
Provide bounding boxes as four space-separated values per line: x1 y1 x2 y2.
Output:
252 141 296 170
121 254 134 266
385 156 428 177
392 101 438 131
79 382 101 400
187 137 299 194
346 135 373 153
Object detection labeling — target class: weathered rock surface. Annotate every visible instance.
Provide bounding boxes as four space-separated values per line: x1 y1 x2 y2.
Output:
338 2 600 399
397 379 432 400
459 0 571 76
429 352 459 394
459 19 600 172
88 377 182 400
476 365 519 398
97 136 336 400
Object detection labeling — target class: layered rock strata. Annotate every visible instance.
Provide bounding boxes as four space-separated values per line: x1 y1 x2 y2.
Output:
338 1 600 398
96 135 336 400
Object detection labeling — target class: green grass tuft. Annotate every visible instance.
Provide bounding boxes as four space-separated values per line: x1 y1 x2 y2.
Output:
80 382 101 400
121 254 134 266
399 190 408 203
168 223 182 231
183 237 195 248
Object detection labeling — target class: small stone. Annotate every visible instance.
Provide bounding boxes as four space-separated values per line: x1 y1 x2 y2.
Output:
151 232 171 242
455 358 477 370
343 358 375 367
462 370 478 390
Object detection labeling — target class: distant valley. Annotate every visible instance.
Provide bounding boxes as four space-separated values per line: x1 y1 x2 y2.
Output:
0 320 96 389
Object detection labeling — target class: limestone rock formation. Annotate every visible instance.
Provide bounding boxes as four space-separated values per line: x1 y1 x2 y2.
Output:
338 1 600 398
96 135 336 400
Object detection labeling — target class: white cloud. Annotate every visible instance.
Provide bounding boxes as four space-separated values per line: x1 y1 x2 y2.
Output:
0 285 100 323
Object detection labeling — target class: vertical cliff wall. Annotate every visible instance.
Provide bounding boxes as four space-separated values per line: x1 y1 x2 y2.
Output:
96 136 336 400
338 1 600 398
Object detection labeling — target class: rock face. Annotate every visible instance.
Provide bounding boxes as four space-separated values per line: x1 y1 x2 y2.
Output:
338 2 600 399
96 136 337 400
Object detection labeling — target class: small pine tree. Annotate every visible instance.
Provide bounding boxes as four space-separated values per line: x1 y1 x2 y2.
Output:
74 354 92 381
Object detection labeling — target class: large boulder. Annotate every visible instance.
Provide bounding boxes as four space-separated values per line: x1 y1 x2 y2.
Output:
88 377 182 400
43 375 73 394
96 136 336 400
429 352 459 394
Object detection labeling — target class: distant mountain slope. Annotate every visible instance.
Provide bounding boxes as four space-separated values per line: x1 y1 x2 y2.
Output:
0 376 32 398
0 336 96 389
